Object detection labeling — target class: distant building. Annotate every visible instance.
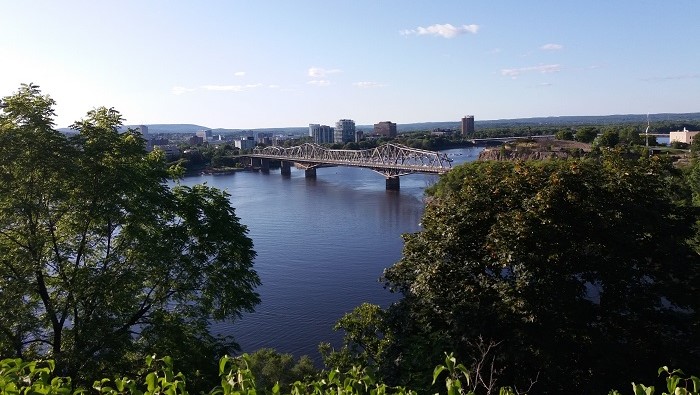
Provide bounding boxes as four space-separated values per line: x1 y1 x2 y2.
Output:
257 132 273 145
373 121 397 138
669 127 700 144
431 128 454 136
196 129 212 141
189 135 204 145
461 116 475 136
153 144 180 159
355 130 364 143
334 119 356 143
309 124 334 144
135 125 149 137
234 136 256 151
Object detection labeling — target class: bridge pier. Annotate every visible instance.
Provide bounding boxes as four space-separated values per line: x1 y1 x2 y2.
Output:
260 158 270 173
386 176 400 190
305 168 316 178
281 161 291 176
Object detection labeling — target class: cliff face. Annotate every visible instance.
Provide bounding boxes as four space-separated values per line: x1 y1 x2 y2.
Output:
478 139 591 161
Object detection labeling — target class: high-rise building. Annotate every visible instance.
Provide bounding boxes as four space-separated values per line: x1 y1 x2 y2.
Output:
136 125 149 137
334 119 355 143
309 124 334 144
373 121 397 138
461 116 475 136
196 129 213 140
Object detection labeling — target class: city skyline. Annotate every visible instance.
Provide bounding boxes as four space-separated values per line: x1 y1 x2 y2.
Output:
1 1 699 129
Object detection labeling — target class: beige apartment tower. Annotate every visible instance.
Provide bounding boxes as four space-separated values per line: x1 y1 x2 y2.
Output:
461 116 475 136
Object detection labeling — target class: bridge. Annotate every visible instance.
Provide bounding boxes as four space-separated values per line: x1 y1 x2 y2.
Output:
241 143 452 190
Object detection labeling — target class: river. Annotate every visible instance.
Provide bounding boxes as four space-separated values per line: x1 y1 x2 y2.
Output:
175 147 483 360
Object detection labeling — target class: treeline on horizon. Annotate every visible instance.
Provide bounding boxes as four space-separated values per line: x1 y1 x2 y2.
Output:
1 84 699 395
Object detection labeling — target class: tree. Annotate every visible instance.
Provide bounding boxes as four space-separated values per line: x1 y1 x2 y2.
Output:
554 129 574 140
379 153 700 394
574 126 598 143
596 129 620 147
0 84 260 386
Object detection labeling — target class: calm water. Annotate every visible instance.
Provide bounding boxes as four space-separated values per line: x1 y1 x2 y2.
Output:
176 147 483 359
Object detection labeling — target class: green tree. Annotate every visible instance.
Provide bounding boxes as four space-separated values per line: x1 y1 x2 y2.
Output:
617 126 642 145
554 129 574 140
380 154 700 394
574 126 598 143
237 348 317 394
0 84 260 387
596 129 620 147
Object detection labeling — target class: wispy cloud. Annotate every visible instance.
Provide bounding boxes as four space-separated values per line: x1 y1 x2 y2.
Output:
400 23 479 38
201 84 263 92
234 71 246 77
353 81 385 88
641 73 700 82
308 67 342 78
501 64 561 78
488 48 502 55
307 80 331 87
540 43 564 51
171 86 196 95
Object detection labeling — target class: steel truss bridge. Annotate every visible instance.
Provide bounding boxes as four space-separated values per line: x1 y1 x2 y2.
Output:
244 143 452 189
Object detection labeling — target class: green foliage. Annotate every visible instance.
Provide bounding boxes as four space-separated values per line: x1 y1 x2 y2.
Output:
596 130 620 147
237 349 317 394
382 153 700 393
574 126 598 143
320 303 390 370
0 84 260 388
2 355 693 394
554 129 574 140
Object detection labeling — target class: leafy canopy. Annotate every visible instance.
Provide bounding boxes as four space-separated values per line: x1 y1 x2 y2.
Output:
0 84 260 386
368 153 700 393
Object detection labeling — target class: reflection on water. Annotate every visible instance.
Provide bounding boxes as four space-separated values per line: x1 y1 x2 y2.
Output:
176 147 482 358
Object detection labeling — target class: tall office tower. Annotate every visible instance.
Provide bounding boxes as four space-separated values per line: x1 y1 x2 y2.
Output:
373 121 397 138
461 116 475 136
334 119 356 143
309 124 334 143
196 129 213 140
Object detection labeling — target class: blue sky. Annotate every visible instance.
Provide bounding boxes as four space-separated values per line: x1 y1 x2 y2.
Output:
2 1 699 129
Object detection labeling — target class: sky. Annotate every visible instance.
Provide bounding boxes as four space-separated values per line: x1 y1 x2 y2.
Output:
1 1 699 129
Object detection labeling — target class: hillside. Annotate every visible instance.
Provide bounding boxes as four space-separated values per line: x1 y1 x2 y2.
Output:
57 112 700 135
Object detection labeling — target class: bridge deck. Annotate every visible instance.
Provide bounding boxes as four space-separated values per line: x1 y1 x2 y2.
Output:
247 143 452 177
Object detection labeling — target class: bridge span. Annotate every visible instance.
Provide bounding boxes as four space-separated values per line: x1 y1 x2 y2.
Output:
241 143 452 190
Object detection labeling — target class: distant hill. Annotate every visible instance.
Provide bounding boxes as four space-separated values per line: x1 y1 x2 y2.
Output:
57 112 700 135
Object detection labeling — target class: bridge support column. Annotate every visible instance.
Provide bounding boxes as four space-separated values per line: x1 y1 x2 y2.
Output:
261 158 270 173
305 168 316 178
281 161 291 176
386 176 400 190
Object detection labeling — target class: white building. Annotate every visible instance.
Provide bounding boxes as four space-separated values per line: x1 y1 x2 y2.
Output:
334 119 355 144
234 137 256 150
669 127 700 144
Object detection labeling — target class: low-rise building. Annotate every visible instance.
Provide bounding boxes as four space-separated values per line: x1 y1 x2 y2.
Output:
669 127 700 144
153 144 180 159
